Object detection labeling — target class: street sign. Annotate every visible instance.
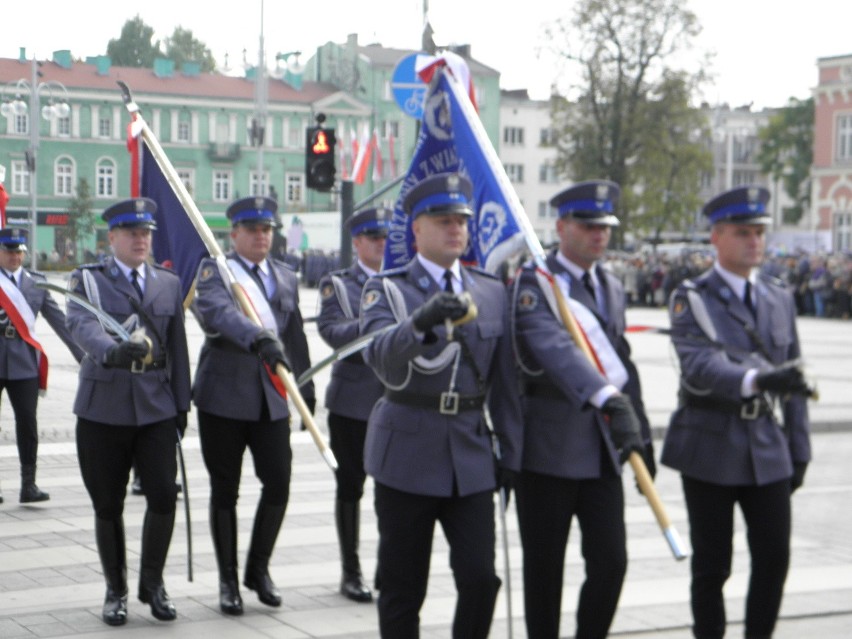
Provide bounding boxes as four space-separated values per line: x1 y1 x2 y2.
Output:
391 53 427 119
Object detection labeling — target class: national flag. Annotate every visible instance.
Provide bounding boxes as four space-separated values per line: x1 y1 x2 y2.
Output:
351 126 373 185
383 59 525 273
139 141 210 303
372 129 384 182
388 135 397 179
0 181 9 229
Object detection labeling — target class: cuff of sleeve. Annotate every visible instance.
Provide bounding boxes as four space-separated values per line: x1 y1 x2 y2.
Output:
590 384 619 409
741 369 759 398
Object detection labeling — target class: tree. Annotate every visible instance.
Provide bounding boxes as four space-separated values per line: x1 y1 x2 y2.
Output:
66 178 96 262
631 72 713 245
163 27 217 73
107 16 162 68
757 97 814 225
547 0 706 244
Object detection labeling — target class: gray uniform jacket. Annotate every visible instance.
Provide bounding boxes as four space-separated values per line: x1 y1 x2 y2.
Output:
66 258 191 426
512 254 652 479
0 269 84 379
192 253 314 422
661 269 811 486
359 259 523 498
317 263 383 421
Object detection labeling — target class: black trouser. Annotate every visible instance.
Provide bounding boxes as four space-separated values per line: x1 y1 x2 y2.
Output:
682 476 792 639
0 377 39 466
76 417 179 519
197 408 292 509
374 482 500 639
328 413 368 502
515 470 627 639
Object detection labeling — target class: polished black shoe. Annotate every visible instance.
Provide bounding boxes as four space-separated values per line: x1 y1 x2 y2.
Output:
341 572 373 603
244 570 281 607
102 587 128 626
20 483 49 503
138 582 177 621
219 579 244 615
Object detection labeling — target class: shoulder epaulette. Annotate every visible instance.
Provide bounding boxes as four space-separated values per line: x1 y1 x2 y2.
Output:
150 262 176 274
376 266 407 278
78 262 104 271
26 269 47 279
760 273 786 288
465 265 499 280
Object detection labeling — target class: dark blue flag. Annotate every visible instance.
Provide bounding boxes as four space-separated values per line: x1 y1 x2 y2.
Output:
141 142 209 302
383 65 525 272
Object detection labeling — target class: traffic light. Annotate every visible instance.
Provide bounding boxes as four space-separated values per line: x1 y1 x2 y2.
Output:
306 126 336 191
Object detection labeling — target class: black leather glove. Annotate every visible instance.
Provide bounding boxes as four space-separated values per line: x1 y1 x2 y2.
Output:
103 340 150 368
495 467 517 505
791 462 808 493
756 366 809 395
411 291 470 332
176 412 188 438
251 330 287 369
601 394 644 464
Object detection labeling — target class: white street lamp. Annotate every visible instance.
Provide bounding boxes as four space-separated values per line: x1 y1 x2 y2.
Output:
1 56 71 270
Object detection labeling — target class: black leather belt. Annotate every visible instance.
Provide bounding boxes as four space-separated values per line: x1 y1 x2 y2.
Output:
681 393 772 420
523 382 566 400
384 389 485 415
119 357 167 373
4 326 17 339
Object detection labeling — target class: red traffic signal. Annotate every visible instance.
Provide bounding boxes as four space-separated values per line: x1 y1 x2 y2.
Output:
306 126 337 191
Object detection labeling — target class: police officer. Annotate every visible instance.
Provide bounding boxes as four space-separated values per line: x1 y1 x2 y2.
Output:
66 197 191 625
0 228 83 504
511 180 653 639
662 186 811 639
317 207 390 603
360 172 522 638
192 196 315 616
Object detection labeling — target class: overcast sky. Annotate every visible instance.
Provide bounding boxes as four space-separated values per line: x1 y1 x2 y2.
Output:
3 0 850 110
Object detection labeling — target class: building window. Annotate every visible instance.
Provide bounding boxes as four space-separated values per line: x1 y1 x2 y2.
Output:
96 159 116 197
538 201 549 219
733 170 756 187
540 128 557 146
250 171 269 197
835 211 852 251
55 157 75 196
98 114 111 138
11 160 30 195
837 115 852 161
57 115 71 137
505 163 524 184
503 126 524 146
213 170 232 202
285 173 304 204
176 169 194 196
381 120 400 139
177 119 191 143
539 163 558 184
12 112 29 136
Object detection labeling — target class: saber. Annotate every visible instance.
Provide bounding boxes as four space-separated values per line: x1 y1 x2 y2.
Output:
36 282 131 341
441 66 687 561
118 80 337 472
176 428 193 581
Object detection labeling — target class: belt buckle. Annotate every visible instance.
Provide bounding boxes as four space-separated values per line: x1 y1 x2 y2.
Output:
131 360 147 374
4 326 16 338
440 391 460 415
740 397 760 420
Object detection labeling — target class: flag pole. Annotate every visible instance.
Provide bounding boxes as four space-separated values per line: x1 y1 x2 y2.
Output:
439 67 686 561
117 81 338 472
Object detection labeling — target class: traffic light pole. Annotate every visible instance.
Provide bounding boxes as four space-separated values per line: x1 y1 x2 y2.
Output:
339 179 354 266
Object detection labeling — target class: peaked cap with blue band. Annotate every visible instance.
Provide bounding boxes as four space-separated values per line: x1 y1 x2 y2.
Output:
0 227 29 251
102 197 158 230
550 180 620 226
703 185 772 225
403 172 474 219
226 196 280 227
344 207 391 237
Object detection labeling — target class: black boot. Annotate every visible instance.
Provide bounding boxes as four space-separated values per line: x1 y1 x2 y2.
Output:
210 506 243 615
20 464 49 503
243 503 286 607
137 510 177 621
336 499 372 602
95 517 128 626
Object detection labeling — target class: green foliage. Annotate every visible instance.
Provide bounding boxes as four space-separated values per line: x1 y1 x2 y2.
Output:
547 0 708 245
163 27 217 73
757 97 813 225
107 16 162 68
66 178 96 261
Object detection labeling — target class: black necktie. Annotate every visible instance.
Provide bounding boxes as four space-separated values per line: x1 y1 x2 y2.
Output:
130 269 143 299
5 271 17 288
443 270 454 293
252 264 268 297
744 280 756 318
581 271 596 303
